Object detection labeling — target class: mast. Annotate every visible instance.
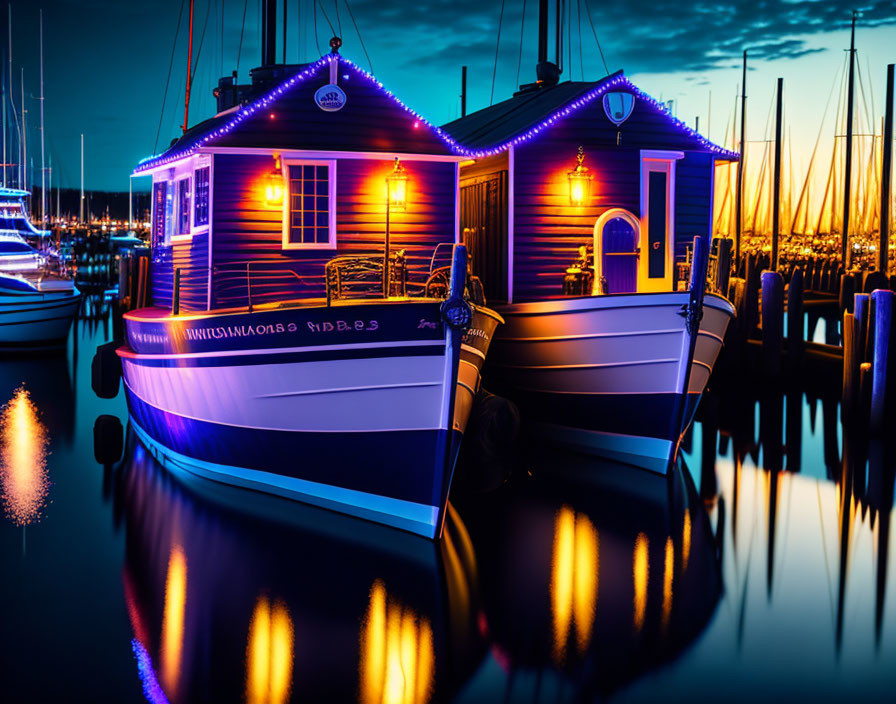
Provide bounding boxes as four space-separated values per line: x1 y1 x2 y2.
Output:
461 65 467 117
841 10 857 267
129 176 133 229
538 0 548 67
262 0 277 67
20 67 25 190
735 50 747 262
39 9 46 223
182 0 195 134
9 3 19 188
2 33 6 189
881 63 894 274
772 77 783 271
534 0 560 86
79 133 84 223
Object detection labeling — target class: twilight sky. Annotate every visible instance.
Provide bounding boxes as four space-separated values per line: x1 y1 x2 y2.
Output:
2 0 895 192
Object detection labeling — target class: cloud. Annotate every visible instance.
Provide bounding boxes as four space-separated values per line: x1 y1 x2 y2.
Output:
342 0 896 76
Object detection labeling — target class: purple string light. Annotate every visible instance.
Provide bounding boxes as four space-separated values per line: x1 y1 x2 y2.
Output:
134 55 738 174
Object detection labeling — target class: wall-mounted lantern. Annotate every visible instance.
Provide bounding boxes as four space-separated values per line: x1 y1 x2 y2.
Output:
385 157 408 212
265 154 284 206
383 157 409 297
567 146 593 206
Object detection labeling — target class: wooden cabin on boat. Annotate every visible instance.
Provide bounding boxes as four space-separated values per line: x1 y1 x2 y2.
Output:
442 72 739 303
133 51 467 313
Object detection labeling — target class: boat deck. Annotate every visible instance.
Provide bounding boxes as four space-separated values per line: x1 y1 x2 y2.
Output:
125 296 448 322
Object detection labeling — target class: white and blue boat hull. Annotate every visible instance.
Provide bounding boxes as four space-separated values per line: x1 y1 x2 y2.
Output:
487 291 735 472
0 289 81 347
119 300 501 537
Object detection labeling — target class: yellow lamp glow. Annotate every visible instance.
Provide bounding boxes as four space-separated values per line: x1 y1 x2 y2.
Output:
567 146 593 206
386 157 408 212
265 155 284 206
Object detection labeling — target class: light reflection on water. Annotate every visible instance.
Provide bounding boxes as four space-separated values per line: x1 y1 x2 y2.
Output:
111 426 481 704
0 387 50 527
550 505 598 662
0 295 894 702
359 579 434 704
246 596 294 704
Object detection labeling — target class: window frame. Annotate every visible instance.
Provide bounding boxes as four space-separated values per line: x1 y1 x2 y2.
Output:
191 158 212 234
151 180 168 248
281 158 337 251
171 176 193 242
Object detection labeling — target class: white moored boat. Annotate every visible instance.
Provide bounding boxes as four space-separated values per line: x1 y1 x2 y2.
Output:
0 188 80 348
488 266 734 472
441 0 738 472
115 26 503 538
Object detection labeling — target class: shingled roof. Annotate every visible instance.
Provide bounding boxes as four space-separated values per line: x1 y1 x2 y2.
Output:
443 71 738 159
133 55 463 174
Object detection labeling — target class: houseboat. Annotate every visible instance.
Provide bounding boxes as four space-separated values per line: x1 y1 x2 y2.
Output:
121 24 501 538
0 188 80 348
442 1 737 473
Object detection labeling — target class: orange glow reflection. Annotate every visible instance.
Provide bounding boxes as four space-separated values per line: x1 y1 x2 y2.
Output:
682 511 692 571
161 545 187 697
633 532 649 631
246 597 294 704
0 387 49 526
360 579 434 704
662 537 674 629
551 505 599 662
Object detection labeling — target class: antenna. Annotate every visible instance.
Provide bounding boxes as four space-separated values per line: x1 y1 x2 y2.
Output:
40 9 46 223
182 0 195 134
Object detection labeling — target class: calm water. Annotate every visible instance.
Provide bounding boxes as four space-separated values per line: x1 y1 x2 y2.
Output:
1 296 894 703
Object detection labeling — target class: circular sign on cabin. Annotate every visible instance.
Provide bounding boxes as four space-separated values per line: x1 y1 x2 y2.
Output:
602 92 635 126
314 84 347 112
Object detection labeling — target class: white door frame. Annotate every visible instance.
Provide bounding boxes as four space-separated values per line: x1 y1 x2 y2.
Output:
639 150 683 293
592 208 641 294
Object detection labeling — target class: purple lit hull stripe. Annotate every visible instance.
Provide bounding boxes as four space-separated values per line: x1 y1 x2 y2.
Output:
125 387 458 509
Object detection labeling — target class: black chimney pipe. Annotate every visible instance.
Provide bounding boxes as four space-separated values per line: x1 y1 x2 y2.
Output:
535 0 559 86
262 0 277 67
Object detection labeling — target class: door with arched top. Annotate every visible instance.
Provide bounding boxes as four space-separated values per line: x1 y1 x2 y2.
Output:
594 210 639 294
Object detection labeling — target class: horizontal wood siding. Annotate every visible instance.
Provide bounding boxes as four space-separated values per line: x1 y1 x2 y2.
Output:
150 233 209 311
512 135 640 301
211 154 456 308
150 248 173 309
335 158 457 285
212 62 455 156
674 152 714 260
507 96 718 301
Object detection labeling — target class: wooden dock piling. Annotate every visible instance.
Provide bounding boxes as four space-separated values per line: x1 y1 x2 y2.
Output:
744 254 760 336
716 237 733 296
787 267 804 366
842 312 860 418
839 272 856 313
762 271 784 378
854 293 870 363
870 290 895 432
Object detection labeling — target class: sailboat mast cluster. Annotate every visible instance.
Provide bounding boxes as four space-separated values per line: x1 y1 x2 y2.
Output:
714 11 895 277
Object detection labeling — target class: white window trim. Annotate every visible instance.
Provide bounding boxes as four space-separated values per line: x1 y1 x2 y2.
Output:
191 156 212 236
163 179 175 246
170 176 193 242
281 158 337 250
638 150 683 293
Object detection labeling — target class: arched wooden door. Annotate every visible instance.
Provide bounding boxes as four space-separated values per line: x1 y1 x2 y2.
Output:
594 210 640 294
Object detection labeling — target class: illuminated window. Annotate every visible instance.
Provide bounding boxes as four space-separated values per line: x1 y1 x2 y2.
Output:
283 161 335 249
176 178 191 236
151 181 167 247
194 166 210 227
